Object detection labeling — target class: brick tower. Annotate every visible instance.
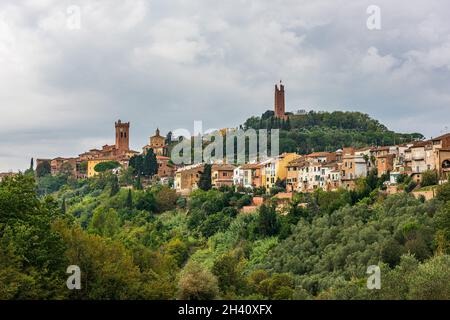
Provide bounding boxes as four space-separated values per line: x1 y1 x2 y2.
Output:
115 120 130 151
274 81 286 119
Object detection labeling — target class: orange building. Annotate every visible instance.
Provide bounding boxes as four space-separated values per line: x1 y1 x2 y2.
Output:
211 164 235 188
376 154 395 177
156 155 175 177
286 157 306 192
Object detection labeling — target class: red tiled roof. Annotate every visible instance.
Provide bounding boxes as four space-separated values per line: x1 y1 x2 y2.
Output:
307 152 331 157
431 133 450 141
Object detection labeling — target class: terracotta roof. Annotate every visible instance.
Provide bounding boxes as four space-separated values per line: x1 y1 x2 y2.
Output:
241 163 261 170
212 164 235 171
431 133 450 141
374 146 390 151
287 157 306 167
273 192 293 200
156 155 170 160
322 161 339 167
410 141 432 148
307 152 331 157
355 146 375 152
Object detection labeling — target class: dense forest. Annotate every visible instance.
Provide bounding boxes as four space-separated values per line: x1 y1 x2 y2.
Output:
1 168 449 299
243 111 425 154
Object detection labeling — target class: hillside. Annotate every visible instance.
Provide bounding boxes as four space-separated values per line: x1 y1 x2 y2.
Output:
1 170 450 300
243 110 424 154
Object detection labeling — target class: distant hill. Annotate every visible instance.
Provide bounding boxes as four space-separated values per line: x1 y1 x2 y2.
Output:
243 110 424 154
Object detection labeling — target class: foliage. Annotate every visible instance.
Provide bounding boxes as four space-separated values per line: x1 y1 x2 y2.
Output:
2 163 448 300
129 150 158 178
94 161 120 173
421 170 438 187
177 262 219 300
36 161 51 177
243 110 424 154
198 164 212 191
0 174 68 299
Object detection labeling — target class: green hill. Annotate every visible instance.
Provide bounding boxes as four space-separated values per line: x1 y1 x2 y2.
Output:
243 110 424 154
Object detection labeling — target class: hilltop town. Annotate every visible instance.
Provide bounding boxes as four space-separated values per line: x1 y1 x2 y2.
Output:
2 83 450 301
2 83 449 203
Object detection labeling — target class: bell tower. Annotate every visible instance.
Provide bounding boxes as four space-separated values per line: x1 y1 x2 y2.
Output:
274 81 286 119
115 120 130 151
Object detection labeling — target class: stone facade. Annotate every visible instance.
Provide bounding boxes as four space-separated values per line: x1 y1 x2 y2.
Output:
143 128 167 156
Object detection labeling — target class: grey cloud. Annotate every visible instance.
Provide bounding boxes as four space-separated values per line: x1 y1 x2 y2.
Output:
0 0 450 171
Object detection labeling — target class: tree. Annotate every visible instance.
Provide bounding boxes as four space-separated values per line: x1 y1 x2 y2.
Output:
36 161 51 177
212 252 245 294
79 161 88 174
165 131 173 146
421 170 438 187
110 175 120 197
198 164 212 191
143 149 158 177
119 166 134 186
94 161 120 173
129 155 143 175
134 173 143 190
126 189 133 209
177 262 219 300
154 186 178 212
405 180 417 193
164 238 188 267
60 162 74 177
53 220 143 300
0 174 68 299
435 202 450 254
36 174 68 195
437 182 450 202
24 158 35 176
61 198 66 215
88 207 120 238
136 189 156 212
257 204 279 237
407 255 450 299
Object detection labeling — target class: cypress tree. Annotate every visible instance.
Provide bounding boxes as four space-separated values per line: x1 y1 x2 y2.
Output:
143 149 158 177
198 164 212 191
126 189 133 209
61 198 66 215
135 173 143 190
110 175 120 197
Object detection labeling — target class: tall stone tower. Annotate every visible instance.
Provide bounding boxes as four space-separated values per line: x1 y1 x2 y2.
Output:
115 120 130 151
274 81 286 119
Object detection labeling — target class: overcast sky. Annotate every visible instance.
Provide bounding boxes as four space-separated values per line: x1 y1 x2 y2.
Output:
1 0 450 172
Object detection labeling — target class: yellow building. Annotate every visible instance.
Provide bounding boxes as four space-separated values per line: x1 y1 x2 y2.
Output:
263 153 301 190
87 159 113 178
